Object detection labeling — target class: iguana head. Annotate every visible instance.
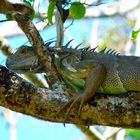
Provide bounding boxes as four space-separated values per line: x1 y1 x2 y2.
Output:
6 41 82 74
6 46 44 73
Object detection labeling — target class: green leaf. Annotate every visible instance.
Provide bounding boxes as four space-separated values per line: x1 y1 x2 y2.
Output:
132 29 140 42
126 129 140 139
23 0 32 7
47 1 56 24
23 0 35 20
29 10 35 20
70 2 86 19
6 15 12 20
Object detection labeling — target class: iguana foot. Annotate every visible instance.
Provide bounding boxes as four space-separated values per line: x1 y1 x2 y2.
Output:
57 92 88 123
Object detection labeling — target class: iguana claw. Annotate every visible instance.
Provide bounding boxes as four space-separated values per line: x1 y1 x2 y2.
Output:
57 92 87 124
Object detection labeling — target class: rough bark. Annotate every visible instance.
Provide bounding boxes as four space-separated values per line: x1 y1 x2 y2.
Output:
0 65 140 128
0 0 33 17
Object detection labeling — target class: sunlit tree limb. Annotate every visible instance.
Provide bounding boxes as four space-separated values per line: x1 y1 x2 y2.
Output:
0 65 140 128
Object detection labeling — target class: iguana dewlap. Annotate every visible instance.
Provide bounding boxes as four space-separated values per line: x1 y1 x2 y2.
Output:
6 45 140 118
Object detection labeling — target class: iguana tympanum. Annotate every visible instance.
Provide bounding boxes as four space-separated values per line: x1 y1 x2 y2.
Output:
6 44 140 119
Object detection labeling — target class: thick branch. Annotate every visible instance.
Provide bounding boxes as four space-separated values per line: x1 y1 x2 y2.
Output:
0 65 140 128
0 0 33 17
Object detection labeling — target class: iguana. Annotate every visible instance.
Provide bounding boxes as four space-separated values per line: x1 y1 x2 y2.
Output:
6 44 140 119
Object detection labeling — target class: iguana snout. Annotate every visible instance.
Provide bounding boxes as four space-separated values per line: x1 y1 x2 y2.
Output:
6 46 44 73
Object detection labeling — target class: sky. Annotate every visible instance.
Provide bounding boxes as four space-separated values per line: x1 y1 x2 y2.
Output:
0 110 85 140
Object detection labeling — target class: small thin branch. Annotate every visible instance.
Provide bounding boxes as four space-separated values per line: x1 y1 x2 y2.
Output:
82 2 104 7
0 19 11 23
85 0 140 18
76 125 100 140
55 5 64 47
64 20 74 31
0 37 14 56
89 126 106 140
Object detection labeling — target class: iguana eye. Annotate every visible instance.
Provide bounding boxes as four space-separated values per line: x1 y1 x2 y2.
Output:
18 46 27 54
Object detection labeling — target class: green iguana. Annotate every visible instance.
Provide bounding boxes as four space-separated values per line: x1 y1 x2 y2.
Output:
6 44 140 119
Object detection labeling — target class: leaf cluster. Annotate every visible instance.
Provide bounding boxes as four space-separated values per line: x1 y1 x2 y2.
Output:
47 1 86 24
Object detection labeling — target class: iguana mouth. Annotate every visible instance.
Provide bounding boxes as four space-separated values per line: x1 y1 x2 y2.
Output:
6 55 43 73
6 62 44 73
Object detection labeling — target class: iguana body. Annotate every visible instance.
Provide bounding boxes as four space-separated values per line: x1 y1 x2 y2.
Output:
6 45 140 117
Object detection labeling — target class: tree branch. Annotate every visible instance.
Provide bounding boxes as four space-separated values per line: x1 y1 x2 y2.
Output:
0 0 33 17
55 6 64 47
0 65 140 128
85 0 140 18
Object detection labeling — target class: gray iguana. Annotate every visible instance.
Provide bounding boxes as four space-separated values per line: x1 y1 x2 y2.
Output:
6 44 140 119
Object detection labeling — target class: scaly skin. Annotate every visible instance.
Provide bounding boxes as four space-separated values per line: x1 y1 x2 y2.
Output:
6 45 140 121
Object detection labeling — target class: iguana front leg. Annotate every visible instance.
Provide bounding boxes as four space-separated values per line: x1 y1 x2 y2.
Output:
58 64 107 122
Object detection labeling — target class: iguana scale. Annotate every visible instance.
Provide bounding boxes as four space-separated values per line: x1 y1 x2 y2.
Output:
6 44 140 119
